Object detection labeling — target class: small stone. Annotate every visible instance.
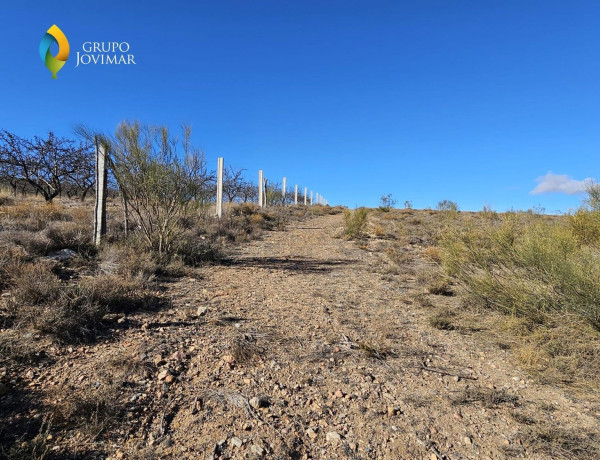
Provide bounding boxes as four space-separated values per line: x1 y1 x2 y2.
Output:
250 444 265 456
171 351 185 362
334 389 344 399
464 436 472 445
164 374 175 383
387 405 399 417
102 313 121 323
47 248 77 262
196 306 208 316
306 428 318 440
117 316 126 324
430 454 438 460
230 436 243 448
453 412 462 420
249 396 270 409
326 431 341 444
157 369 170 381
153 355 164 366
222 355 236 364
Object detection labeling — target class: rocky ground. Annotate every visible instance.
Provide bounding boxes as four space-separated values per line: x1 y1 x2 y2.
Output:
2 212 599 459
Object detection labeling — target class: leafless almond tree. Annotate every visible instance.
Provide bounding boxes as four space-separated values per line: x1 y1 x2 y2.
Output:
0 130 93 203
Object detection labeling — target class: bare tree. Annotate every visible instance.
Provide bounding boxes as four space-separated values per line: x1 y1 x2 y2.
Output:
63 147 95 201
240 179 258 203
222 166 246 202
0 130 92 203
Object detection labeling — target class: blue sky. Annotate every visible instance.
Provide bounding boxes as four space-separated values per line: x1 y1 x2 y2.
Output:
2 1 599 212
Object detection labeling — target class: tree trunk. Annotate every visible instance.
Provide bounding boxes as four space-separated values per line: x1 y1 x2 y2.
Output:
122 193 129 238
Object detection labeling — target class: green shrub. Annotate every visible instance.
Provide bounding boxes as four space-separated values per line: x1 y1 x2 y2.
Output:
343 208 368 239
437 200 459 213
104 121 210 255
569 209 600 246
441 215 600 327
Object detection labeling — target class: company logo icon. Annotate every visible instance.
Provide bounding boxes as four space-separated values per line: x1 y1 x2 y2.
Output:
39 25 70 79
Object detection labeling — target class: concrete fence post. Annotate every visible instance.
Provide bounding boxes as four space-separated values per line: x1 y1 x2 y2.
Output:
258 170 264 208
93 138 107 246
310 190 313 206
282 177 286 205
216 157 224 218
304 187 307 205
294 185 298 205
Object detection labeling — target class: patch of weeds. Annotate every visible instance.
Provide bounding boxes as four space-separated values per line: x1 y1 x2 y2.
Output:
385 244 412 266
357 341 395 360
451 387 519 408
0 331 46 365
426 277 453 296
7 262 163 343
230 333 264 364
50 383 123 439
428 310 456 331
520 425 600 459
410 293 434 308
423 246 442 262
2 415 52 460
509 410 537 425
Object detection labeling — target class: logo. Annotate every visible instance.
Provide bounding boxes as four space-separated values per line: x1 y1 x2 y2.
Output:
39 25 69 79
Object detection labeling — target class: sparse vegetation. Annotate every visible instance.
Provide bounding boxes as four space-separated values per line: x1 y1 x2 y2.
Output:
1 131 598 459
441 212 600 327
437 199 459 213
378 193 396 212
7 262 159 342
343 207 368 239
428 308 456 330
452 387 519 408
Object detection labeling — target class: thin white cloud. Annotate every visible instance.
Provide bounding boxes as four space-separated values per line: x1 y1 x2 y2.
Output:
530 172 594 195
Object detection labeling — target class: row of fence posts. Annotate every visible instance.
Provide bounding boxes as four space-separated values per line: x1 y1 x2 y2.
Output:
217 158 328 217
93 148 329 246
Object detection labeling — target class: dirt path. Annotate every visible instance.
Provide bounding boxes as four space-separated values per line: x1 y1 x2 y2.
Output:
103 212 594 460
